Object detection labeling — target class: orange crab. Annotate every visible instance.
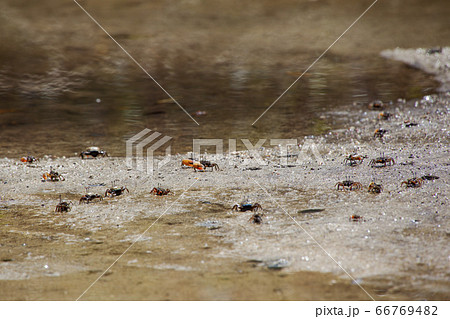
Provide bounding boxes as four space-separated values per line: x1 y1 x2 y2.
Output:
20 156 39 163
150 187 171 196
374 128 387 138
368 100 384 109
349 215 365 222
43 168 65 181
378 112 392 120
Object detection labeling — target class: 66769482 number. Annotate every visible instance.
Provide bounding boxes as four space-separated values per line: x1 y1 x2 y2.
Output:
375 306 437 316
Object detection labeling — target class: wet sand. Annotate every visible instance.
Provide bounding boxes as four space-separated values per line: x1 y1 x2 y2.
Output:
1 89 448 300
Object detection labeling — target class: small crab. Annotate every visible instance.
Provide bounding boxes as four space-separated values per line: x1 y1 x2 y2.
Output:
150 187 171 196
374 128 387 138
43 167 65 181
80 147 108 159
378 112 392 120
79 193 103 204
368 182 383 193
404 121 418 127
249 213 264 224
105 186 129 197
427 47 442 54
369 155 395 167
401 177 424 188
343 154 366 166
200 160 220 171
55 196 72 213
349 215 364 222
20 156 39 163
335 179 363 191
232 202 262 212
368 100 384 110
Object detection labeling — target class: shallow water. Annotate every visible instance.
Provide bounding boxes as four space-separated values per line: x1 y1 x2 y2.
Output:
1 0 448 157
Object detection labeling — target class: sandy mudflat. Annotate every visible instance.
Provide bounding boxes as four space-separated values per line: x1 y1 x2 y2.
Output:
0 49 449 300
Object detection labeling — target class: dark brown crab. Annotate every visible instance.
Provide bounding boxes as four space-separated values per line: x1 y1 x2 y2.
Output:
55 196 72 213
401 177 424 188
105 186 129 197
249 213 264 224
369 155 395 167
200 160 220 171
232 202 262 212
80 147 108 159
335 178 363 191
79 193 103 204
368 182 383 193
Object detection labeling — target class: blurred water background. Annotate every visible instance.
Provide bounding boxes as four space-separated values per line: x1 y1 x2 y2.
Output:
0 0 448 157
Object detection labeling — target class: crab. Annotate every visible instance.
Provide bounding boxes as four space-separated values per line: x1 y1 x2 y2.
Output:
43 168 65 181
349 215 364 222
181 159 205 171
20 156 39 163
368 100 384 110
150 187 171 196
343 154 366 166
79 193 103 204
404 122 418 127
369 155 395 167
232 202 262 212
374 128 387 138
368 182 383 193
378 112 392 120
55 196 72 213
335 179 363 191
200 160 220 171
105 186 129 197
401 177 424 188
249 213 264 224
80 147 108 159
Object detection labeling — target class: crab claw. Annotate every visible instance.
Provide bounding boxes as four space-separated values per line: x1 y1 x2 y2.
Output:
193 162 204 171
20 157 27 163
182 159 194 167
